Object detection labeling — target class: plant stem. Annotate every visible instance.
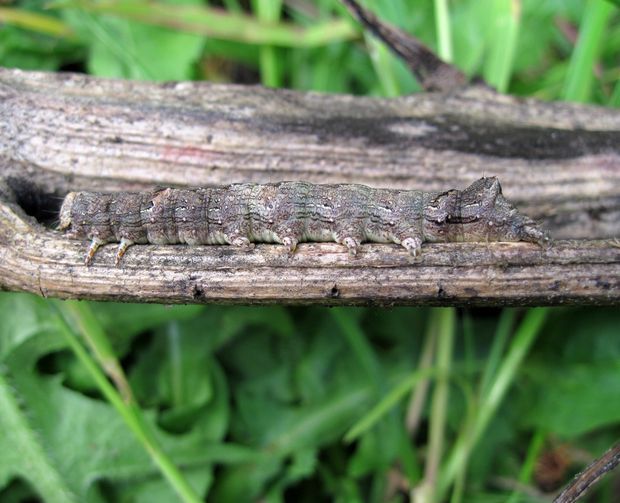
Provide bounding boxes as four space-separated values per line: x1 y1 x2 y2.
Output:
415 308 455 503
506 428 546 503
56 300 134 403
439 308 548 497
562 0 614 102
52 301 202 503
434 0 453 62
253 0 283 86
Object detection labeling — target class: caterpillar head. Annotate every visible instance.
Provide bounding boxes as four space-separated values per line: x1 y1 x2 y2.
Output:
57 191 77 232
423 177 549 245
57 191 113 241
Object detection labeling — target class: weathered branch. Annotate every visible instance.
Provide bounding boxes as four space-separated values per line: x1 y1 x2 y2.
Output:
339 0 468 91
0 194 618 305
0 68 619 305
554 442 620 503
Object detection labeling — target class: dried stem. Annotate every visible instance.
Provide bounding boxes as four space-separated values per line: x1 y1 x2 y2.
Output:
553 442 620 503
338 0 468 91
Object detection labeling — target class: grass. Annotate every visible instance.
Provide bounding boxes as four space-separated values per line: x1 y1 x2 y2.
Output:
53 301 203 503
0 0 619 502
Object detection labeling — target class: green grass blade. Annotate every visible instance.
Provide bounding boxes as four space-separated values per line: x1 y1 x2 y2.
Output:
417 308 455 503
51 0 356 48
166 321 185 406
440 308 548 496
434 0 453 61
562 0 615 102
51 301 202 503
406 314 438 435
331 309 383 386
76 10 153 79
0 7 76 39
344 366 440 442
483 0 521 93
367 35 402 96
252 0 283 87
267 388 371 455
506 428 546 503
55 300 135 402
478 308 517 398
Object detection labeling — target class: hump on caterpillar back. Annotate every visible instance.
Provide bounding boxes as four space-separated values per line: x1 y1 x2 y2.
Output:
461 176 549 245
461 177 501 207
57 192 77 230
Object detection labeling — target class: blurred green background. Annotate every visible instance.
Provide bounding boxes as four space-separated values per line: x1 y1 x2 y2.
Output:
0 0 619 502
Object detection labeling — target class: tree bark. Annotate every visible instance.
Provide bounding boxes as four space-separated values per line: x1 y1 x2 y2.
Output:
0 68 619 305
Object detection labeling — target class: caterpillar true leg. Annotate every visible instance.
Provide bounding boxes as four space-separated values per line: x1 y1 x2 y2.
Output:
338 235 362 256
521 222 549 246
230 235 255 250
274 219 305 255
282 237 298 254
401 236 422 256
115 238 134 266
85 238 105 265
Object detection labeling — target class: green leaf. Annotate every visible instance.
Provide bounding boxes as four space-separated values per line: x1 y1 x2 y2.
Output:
347 419 402 478
0 293 66 364
62 0 206 80
0 364 216 502
55 0 357 48
0 371 77 502
525 362 620 437
91 303 205 340
562 0 615 102
481 0 521 92
130 321 231 436
0 294 239 501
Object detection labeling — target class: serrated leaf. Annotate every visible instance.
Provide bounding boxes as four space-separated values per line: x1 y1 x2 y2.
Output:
0 294 230 501
0 370 77 502
5 367 220 500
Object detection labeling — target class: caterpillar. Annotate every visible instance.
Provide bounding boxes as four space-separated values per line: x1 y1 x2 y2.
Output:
57 177 548 265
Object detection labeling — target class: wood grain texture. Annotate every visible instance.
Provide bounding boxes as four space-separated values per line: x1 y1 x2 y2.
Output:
0 68 619 305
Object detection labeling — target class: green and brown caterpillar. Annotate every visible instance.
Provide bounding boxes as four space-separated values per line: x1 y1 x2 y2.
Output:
58 177 548 265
